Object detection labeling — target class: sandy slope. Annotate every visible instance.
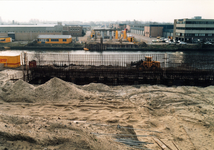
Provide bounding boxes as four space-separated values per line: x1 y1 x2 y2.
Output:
0 75 214 150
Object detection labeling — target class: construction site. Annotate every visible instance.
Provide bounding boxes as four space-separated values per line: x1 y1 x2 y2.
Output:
84 28 138 51
0 51 214 150
16 52 213 87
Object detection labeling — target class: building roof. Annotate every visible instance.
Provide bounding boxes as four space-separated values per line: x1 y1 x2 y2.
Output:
37 35 72 39
0 24 63 32
0 51 21 56
0 36 10 38
0 24 56 27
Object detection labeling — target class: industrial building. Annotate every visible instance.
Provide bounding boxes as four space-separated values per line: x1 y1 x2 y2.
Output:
0 24 62 41
0 22 90 41
130 24 173 38
37 35 72 44
173 17 214 42
130 25 144 35
63 25 83 37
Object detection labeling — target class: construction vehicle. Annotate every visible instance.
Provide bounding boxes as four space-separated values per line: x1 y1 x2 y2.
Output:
168 36 173 40
91 30 95 38
127 36 134 42
131 56 160 70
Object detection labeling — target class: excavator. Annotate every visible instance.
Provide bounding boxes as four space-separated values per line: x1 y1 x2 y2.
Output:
131 56 160 70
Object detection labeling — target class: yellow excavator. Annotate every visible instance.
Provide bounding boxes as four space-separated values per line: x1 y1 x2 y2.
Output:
131 56 160 70
91 30 95 38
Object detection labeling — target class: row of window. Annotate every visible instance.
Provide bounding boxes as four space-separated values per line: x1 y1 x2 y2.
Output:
177 21 214 24
176 33 213 37
72 33 81 35
38 39 67 42
176 27 214 30
186 21 214 24
70 28 80 31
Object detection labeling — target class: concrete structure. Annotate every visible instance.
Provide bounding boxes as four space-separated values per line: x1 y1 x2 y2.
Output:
37 35 72 44
173 17 214 42
130 24 173 38
93 28 116 40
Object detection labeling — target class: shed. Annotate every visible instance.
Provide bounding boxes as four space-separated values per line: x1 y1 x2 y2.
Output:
37 35 72 44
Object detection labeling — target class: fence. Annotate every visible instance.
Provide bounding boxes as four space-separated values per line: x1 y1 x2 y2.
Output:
26 53 214 70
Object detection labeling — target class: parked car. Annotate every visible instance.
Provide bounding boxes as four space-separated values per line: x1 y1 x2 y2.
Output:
168 41 176 45
179 41 187 45
204 41 212 45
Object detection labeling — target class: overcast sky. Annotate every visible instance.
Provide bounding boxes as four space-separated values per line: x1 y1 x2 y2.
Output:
0 0 214 23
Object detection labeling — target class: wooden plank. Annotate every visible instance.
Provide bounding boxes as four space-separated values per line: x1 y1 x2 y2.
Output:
158 138 175 150
152 138 168 150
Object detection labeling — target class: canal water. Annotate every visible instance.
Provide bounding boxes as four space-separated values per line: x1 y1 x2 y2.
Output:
1 49 214 70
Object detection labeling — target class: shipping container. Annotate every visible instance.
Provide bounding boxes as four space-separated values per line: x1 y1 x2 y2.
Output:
0 55 21 68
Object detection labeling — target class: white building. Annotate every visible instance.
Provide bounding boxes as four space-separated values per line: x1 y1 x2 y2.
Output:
173 17 214 42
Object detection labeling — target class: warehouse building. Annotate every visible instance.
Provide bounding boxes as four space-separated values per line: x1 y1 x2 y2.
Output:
173 17 214 42
63 25 83 37
144 24 173 38
130 25 144 35
0 22 89 41
0 23 63 41
37 35 72 44
130 24 173 38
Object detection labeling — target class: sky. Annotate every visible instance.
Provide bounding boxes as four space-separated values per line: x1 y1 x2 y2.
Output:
0 0 214 23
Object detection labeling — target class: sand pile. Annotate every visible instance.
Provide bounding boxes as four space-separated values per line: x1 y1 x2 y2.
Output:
82 83 111 92
35 77 92 101
0 75 214 150
0 80 35 102
0 77 92 103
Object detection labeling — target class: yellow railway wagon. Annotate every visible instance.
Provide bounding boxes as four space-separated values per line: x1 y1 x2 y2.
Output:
0 55 21 68
37 35 72 44
0 37 12 43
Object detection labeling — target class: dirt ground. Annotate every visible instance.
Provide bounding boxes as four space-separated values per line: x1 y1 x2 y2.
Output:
0 70 214 150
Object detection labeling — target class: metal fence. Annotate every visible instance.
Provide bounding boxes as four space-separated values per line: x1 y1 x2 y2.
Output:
26 53 214 70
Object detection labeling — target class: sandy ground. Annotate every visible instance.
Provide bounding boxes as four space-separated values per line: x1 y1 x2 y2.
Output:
78 31 91 43
0 70 214 150
129 33 157 44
